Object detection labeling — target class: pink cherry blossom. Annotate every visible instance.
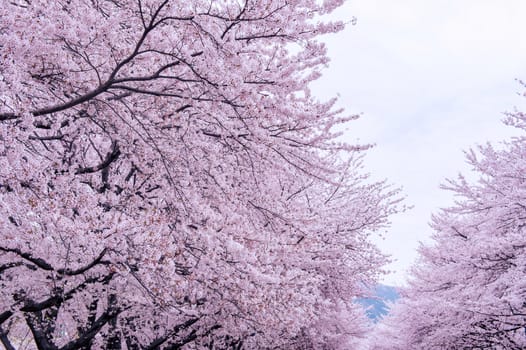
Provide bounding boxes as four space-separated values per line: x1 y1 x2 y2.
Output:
367 104 526 350
0 1 401 349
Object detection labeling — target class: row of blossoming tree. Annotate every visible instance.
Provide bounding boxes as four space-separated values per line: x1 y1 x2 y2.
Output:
366 107 526 349
0 0 403 349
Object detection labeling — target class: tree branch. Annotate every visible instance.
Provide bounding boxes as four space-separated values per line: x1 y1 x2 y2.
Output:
57 248 109 276
0 326 16 350
59 307 123 350
20 273 115 313
0 311 13 326
75 141 120 175
144 317 200 350
0 247 54 271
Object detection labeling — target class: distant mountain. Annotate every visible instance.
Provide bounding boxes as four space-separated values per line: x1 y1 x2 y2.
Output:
356 284 399 322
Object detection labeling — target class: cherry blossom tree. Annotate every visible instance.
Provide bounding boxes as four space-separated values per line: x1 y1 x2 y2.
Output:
367 107 526 350
0 0 400 348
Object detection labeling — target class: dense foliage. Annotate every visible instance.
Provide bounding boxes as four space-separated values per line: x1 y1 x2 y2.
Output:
0 1 400 349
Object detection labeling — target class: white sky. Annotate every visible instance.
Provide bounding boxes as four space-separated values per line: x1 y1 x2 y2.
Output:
312 0 526 285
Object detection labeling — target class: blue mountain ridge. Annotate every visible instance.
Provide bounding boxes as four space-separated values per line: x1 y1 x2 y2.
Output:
356 284 399 322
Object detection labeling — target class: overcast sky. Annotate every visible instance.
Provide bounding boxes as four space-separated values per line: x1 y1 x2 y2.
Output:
313 0 526 285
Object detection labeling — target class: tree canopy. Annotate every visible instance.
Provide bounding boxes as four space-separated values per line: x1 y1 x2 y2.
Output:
0 1 400 349
367 108 526 350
